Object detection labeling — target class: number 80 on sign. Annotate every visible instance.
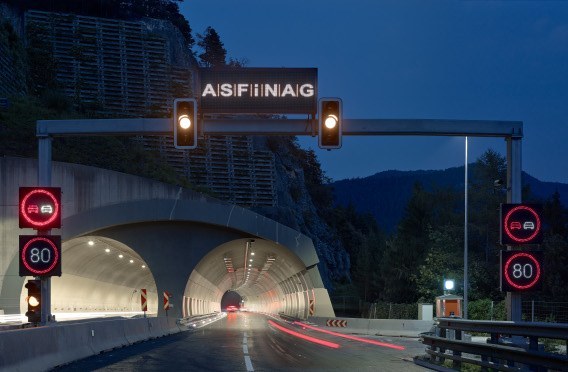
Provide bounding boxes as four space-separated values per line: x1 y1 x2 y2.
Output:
500 250 543 292
19 235 62 277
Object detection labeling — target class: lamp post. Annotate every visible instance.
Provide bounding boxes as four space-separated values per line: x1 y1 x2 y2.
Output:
464 137 469 319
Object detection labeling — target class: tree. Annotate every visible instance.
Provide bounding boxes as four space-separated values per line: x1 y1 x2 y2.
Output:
197 26 227 67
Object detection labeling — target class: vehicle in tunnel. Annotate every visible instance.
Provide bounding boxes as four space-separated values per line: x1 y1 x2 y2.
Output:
226 305 238 312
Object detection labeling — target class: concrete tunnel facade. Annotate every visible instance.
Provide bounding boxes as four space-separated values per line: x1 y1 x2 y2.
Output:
0 157 335 319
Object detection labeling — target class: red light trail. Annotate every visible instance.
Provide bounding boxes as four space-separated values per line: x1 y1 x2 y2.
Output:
293 322 405 350
268 320 340 349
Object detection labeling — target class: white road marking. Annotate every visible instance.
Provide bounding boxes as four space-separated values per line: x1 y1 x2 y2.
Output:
243 331 253 370
244 355 254 371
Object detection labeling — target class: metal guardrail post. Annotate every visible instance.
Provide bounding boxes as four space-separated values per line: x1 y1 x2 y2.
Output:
453 329 462 370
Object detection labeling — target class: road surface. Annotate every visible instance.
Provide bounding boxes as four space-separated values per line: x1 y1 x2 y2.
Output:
55 312 427 371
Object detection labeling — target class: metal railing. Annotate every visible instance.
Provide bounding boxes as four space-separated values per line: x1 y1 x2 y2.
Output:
523 301 568 323
416 318 568 371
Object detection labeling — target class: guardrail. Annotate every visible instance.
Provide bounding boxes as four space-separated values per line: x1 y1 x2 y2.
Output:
415 318 568 371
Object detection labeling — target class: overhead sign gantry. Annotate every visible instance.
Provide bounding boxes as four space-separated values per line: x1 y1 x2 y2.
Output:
35 66 525 323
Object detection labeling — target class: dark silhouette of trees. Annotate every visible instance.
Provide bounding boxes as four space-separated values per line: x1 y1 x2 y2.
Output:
196 26 227 67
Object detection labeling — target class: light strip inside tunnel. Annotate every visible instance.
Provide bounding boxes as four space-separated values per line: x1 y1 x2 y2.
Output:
268 320 340 349
293 322 405 350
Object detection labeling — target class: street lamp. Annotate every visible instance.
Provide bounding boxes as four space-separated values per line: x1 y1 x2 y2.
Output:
444 279 455 292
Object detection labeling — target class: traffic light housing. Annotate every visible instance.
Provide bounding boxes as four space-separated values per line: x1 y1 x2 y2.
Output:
318 98 342 149
25 279 41 323
173 98 198 149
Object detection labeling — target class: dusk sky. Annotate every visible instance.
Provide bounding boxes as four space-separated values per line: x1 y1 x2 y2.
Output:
182 0 568 184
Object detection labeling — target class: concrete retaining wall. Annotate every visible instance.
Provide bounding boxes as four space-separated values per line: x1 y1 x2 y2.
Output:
307 316 434 337
0 317 182 372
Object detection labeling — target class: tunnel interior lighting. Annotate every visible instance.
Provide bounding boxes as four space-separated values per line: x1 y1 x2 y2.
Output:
141 265 146 269
118 254 123 259
129 259 134 263
223 257 234 273
105 248 110 253
88 240 94 246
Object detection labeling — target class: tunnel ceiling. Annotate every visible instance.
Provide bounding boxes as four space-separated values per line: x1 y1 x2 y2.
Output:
62 236 155 290
192 239 308 299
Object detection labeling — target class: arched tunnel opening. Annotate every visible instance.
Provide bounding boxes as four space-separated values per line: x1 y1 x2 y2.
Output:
221 291 242 310
183 239 316 319
19 236 158 320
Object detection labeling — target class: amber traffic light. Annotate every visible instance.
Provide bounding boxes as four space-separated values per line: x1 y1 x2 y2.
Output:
174 98 198 149
318 98 342 149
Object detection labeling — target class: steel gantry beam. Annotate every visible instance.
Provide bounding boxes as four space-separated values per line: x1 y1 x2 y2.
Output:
37 118 523 138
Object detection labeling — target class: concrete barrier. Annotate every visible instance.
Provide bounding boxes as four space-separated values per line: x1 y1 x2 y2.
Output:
89 319 130 354
0 326 59 372
52 323 96 366
123 318 151 344
0 317 185 372
307 316 434 337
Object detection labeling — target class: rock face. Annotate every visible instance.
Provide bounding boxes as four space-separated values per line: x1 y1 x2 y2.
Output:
253 137 351 289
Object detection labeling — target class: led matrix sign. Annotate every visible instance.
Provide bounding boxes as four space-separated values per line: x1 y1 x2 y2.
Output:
19 187 61 229
19 235 62 277
199 68 317 114
500 204 542 245
500 250 543 292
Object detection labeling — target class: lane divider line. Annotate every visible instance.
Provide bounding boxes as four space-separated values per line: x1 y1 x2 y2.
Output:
244 355 254 371
268 320 340 349
293 322 405 351
243 331 254 371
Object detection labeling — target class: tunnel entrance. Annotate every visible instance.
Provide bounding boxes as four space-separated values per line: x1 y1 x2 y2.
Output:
221 291 242 311
183 238 318 319
20 236 158 321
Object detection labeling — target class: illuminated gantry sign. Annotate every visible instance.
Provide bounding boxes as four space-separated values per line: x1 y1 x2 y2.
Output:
19 187 62 230
19 235 62 277
500 250 543 292
500 203 542 245
199 68 317 114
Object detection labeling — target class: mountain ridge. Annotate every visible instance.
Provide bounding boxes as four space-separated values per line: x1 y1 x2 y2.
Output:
331 165 568 233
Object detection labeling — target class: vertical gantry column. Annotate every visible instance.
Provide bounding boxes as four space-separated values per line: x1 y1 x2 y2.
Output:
506 136 522 321
38 135 53 325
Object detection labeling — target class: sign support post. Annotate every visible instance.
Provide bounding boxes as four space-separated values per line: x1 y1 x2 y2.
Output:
506 137 523 322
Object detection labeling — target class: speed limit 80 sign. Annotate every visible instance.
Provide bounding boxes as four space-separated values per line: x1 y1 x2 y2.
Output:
19 235 62 277
500 250 543 292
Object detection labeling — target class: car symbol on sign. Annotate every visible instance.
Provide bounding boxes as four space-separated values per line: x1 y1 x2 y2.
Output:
510 221 522 230
27 204 39 213
523 221 535 230
40 205 53 214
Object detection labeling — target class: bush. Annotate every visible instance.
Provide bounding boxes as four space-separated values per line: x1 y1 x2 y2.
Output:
468 299 506 321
